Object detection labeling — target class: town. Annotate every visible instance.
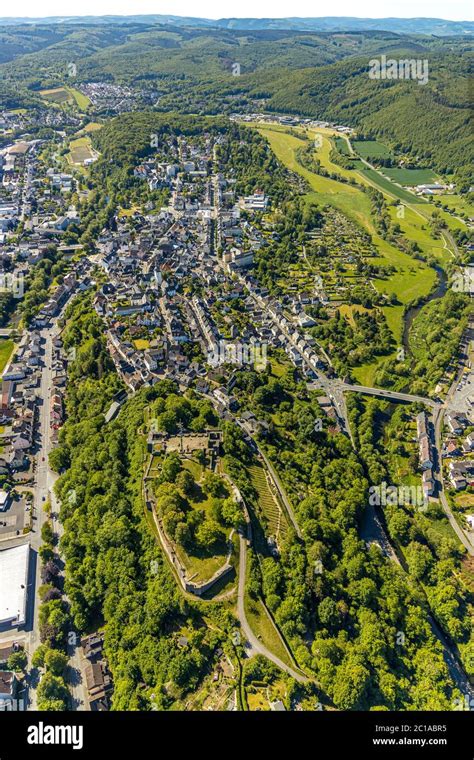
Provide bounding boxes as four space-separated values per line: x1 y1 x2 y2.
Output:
0 11 473 724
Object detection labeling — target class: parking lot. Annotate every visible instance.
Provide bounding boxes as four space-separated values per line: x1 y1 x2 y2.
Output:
0 493 30 540
448 369 474 420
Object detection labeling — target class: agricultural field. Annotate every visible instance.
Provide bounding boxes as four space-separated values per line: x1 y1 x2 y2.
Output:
352 139 392 158
40 86 72 104
357 166 424 204
39 85 90 110
382 167 438 186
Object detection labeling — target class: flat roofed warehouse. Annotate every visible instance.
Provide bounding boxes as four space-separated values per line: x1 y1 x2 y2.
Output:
0 543 29 626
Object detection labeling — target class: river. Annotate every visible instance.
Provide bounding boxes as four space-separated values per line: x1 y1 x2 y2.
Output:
402 266 448 354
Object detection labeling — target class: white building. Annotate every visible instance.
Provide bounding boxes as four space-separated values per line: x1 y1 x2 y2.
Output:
0 543 29 626
0 490 10 511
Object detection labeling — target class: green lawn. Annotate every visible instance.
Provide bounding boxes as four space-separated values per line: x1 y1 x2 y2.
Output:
0 339 14 375
175 540 229 583
66 87 91 110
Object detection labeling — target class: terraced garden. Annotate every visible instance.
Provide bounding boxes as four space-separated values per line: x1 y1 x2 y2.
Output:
248 461 289 546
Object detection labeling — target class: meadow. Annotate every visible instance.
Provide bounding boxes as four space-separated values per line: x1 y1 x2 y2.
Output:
352 139 392 158
382 167 438 186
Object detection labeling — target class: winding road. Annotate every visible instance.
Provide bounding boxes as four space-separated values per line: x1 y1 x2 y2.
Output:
237 534 308 683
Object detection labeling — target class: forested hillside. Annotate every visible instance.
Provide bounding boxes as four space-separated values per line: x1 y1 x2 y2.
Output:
262 55 473 180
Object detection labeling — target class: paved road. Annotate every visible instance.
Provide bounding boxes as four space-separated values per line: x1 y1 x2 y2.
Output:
4 308 89 710
434 402 474 556
27 328 54 708
338 382 440 408
237 534 308 683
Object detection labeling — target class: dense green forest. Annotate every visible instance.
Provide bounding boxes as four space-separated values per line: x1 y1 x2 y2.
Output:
228 361 463 709
347 394 473 676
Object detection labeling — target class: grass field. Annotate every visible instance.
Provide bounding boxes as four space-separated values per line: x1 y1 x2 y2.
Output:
335 136 351 155
0 339 14 375
382 167 438 186
81 122 102 133
438 193 474 219
244 582 294 670
67 87 90 110
352 139 392 158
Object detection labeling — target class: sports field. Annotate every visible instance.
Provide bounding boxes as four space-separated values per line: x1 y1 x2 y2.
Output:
67 136 95 165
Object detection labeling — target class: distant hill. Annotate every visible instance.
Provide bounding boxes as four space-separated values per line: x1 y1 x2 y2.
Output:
0 15 472 35
0 16 471 184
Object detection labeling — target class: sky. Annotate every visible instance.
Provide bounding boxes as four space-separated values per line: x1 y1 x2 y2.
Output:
1 1 473 21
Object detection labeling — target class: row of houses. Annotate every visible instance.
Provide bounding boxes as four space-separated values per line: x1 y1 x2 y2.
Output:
416 412 436 498
33 271 78 326
0 332 45 476
81 633 113 711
